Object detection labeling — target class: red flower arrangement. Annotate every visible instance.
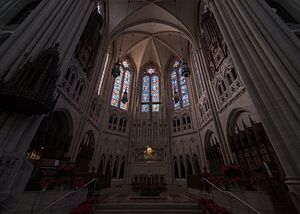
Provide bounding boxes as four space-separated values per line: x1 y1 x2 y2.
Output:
40 177 56 190
59 163 75 177
207 176 226 188
72 177 86 189
249 176 262 186
71 199 94 214
199 198 231 214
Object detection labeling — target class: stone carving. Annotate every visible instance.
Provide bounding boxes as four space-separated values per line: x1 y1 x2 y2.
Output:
135 147 163 162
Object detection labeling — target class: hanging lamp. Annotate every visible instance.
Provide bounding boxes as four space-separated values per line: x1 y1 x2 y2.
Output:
111 0 130 78
121 89 128 104
111 59 121 78
174 90 180 103
181 60 190 77
173 0 191 77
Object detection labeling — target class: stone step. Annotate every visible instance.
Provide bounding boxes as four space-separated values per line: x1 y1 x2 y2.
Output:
95 202 202 214
95 210 202 214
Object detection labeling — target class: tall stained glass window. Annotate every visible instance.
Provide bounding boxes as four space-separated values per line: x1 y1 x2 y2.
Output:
171 60 190 110
141 67 160 112
111 59 132 110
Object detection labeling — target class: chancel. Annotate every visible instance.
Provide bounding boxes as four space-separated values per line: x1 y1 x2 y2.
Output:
0 0 299 213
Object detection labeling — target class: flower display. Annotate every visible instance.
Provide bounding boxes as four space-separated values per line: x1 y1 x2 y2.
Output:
40 177 56 190
58 163 75 177
249 176 262 186
199 198 231 214
39 162 87 191
71 199 94 214
73 177 86 189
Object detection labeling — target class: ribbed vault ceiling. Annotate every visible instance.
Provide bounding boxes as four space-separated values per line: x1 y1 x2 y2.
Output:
106 0 198 73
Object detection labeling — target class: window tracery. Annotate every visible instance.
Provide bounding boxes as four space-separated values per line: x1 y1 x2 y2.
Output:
111 59 132 111
171 60 190 110
172 114 192 133
62 66 87 105
141 66 160 112
108 114 127 133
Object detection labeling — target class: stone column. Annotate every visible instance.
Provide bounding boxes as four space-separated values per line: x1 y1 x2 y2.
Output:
194 49 233 164
209 0 300 208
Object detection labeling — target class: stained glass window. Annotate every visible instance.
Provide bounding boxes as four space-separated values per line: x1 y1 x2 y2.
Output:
120 70 131 110
111 60 132 110
141 67 160 112
171 60 190 110
171 70 180 110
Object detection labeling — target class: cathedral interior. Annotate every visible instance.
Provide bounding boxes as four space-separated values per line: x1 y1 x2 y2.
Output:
0 0 299 213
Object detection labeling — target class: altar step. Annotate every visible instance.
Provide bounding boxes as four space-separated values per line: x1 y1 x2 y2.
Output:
95 203 202 214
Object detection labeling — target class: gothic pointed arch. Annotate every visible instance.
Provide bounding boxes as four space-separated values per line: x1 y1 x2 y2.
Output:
111 57 135 111
186 155 193 175
27 110 73 161
75 130 95 172
227 109 285 178
192 154 201 175
173 157 179 179
204 130 224 172
119 157 125 179
168 57 190 111
112 156 119 179
98 154 106 175
179 156 186 179
140 62 161 112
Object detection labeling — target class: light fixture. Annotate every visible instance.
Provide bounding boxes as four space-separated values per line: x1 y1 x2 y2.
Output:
111 0 130 78
111 60 121 78
173 0 191 77
121 89 128 104
174 90 180 103
181 60 190 77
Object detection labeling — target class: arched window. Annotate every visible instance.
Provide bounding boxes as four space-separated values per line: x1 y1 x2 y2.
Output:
141 66 160 112
171 60 190 110
111 59 132 110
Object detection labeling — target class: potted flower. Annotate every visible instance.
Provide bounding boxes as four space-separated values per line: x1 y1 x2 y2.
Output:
248 175 262 190
40 177 56 191
72 177 86 189
71 198 94 214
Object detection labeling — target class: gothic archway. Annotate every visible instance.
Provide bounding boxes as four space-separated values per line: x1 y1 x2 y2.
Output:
193 154 201 175
75 131 95 172
227 110 284 178
204 130 224 172
119 157 125 179
112 157 119 179
179 156 186 179
186 155 193 175
173 157 179 179
97 155 106 175
27 110 73 160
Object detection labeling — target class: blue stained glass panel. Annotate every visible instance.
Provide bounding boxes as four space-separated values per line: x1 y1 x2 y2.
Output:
141 104 149 112
111 69 124 107
178 68 189 108
151 75 159 103
152 104 160 112
120 70 131 110
171 70 180 110
142 76 150 103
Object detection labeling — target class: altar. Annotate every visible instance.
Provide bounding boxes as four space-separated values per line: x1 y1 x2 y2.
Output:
132 174 167 196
